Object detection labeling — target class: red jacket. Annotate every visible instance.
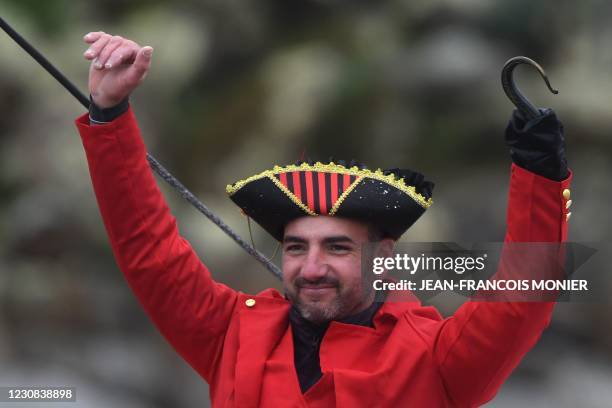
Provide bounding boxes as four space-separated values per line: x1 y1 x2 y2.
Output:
76 108 572 407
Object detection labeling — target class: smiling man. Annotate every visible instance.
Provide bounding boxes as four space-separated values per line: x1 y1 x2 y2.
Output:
75 32 573 407
283 216 394 324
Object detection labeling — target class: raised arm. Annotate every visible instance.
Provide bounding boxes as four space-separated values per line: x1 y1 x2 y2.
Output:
410 109 572 407
76 32 239 382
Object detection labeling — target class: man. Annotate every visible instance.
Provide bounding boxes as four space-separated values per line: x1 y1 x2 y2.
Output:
76 32 573 407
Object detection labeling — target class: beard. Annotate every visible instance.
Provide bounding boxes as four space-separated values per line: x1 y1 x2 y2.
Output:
284 276 368 324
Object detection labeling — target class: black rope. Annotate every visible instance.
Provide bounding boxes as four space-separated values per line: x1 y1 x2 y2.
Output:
148 157 282 279
0 16 282 280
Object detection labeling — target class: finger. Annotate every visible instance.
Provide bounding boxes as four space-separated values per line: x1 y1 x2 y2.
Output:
125 46 153 85
105 44 138 69
97 35 126 68
84 33 111 61
83 31 105 44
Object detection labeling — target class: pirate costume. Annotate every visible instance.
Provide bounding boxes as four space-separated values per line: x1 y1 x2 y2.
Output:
78 99 571 406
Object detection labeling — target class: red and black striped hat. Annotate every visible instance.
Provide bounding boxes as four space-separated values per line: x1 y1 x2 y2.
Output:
226 160 434 241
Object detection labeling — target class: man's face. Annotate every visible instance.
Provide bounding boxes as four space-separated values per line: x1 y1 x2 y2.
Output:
282 216 392 324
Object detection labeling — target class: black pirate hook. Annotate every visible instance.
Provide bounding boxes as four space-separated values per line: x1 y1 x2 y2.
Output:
501 56 559 121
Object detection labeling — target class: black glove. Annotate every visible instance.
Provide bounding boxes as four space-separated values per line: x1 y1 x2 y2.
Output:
505 108 569 181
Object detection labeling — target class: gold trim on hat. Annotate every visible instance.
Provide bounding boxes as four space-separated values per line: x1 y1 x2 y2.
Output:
329 176 363 215
267 174 317 216
226 162 433 209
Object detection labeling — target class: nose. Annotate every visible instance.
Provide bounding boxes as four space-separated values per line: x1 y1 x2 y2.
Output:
300 248 329 281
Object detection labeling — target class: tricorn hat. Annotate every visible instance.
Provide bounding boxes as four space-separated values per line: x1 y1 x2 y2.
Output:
226 160 434 241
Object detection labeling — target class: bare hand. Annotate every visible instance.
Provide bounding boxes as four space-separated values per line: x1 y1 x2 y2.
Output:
83 32 153 108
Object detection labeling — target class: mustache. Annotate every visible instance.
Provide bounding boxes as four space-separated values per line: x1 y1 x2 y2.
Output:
294 276 340 288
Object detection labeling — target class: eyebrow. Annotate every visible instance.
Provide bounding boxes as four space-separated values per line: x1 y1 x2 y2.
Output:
283 235 357 245
324 236 356 245
283 236 307 244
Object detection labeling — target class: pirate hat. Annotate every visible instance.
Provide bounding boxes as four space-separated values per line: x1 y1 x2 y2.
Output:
226 160 434 241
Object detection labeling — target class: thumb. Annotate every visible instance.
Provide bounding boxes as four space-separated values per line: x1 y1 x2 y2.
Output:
127 46 153 84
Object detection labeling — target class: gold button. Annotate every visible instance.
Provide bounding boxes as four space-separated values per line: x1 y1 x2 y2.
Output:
565 199 572 209
245 299 256 307
566 212 572 221
562 189 571 200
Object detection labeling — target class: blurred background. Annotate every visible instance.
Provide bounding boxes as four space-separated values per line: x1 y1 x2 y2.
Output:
1 0 611 406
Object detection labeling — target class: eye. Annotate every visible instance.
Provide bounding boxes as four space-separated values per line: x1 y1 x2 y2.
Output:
328 244 351 254
284 244 306 254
